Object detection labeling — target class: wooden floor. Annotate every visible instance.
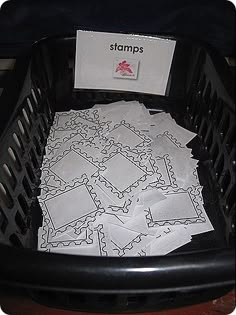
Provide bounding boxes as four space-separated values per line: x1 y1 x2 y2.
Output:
0 290 235 315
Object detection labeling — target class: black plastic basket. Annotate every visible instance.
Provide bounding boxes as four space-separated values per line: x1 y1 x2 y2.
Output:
0 35 235 313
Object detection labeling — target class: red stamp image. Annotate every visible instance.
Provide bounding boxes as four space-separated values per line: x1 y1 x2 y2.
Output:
113 59 139 80
115 60 134 75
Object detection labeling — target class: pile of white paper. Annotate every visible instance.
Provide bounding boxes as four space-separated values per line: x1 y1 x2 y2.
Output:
37 101 214 256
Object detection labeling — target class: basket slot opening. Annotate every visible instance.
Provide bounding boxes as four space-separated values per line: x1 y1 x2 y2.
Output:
25 162 36 183
0 206 8 233
22 176 33 198
22 108 31 128
31 88 39 105
68 293 87 305
0 182 14 209
33 136 42 156
194 115 201 132
194 64 202 90
34 87 42 100
12 133 25 154
27 97 35 114
216 155 224 180
195 70 202 88
211 144 219 166
2 163 17 189
15 211 27 235
40 115 48 133
220 170 231 195
45 100 53 121
205 129 213 151
204 82 211 106
214 100 224 126
8 147 22 172
33 291 68 307
226 186 235 215
186 92 194 114
9 233 22 248
197 73 206 93
126 295 147 307
17 119 29 142
17 194 29 215
229 214 235 246
208 91 217 116
199 120 208 141
220 113 230 140
191 102 199 123
226 126 235 154
29 149 39 169
158 292 178 303
37 125 45 144
98 294 117 306
37 88 42 97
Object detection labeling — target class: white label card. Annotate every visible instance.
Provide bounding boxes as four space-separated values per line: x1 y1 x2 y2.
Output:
74 30 176 95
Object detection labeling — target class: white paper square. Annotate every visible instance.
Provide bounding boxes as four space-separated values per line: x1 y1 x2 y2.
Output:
102 152 146 192
106 123 151 149
150 191 197 222
45 184 97 229
50 150 98 182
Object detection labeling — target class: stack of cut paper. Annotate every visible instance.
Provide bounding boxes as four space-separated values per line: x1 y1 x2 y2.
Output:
37 101 214 256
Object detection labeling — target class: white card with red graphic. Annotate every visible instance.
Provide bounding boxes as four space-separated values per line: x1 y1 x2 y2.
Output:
75 30 176 95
